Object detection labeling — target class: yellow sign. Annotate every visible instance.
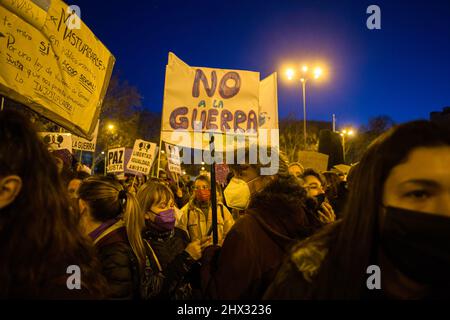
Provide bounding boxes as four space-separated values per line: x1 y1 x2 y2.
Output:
0 0 115 139
162 52 260 134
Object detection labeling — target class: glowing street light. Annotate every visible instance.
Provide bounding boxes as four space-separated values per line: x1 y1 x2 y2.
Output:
107 124 115 131
284 64 326 149
313 67 323 79
286 68 295 80
340 128 357 162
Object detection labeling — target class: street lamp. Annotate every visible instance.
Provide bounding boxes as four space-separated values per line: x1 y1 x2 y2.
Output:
339 128 356 163
285 64 324 149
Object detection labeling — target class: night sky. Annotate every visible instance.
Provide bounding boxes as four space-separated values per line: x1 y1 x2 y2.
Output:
74 0 450 128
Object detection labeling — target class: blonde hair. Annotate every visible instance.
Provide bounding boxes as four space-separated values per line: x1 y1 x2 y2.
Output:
78 176 146 270
137 181 174 213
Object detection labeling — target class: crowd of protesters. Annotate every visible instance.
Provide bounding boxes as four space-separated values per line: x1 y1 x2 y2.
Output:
0 109 449 299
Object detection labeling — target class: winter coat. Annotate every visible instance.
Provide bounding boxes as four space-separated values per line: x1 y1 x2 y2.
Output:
142 227 199 299
94 220 140 300
199 178 321 300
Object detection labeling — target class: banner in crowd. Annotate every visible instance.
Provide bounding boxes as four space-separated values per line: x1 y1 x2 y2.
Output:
39 132 72 152
0 0 115 139
126 139 157 175
161 52 260 151
258 72 279 149
259 73 279 130
215 163 230 186
72 120 99 152
297 151 329 173
165 143 182 174
107 147 125 173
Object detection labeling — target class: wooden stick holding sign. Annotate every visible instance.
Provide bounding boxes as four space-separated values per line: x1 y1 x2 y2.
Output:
1 96 4 111
209 134 218 246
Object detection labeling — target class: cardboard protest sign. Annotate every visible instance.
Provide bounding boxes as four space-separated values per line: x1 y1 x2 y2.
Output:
107 147 125 173
165 143 182 174
297 151 329 173
258 72 279 150
39 132 72 152
0 0 115 139
215 163 229 186
259 73 278 130
72 120 99 152
161 53 260 151
126 139 157 175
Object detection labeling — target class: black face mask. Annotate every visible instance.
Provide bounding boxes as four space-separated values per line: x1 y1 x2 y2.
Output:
381 206 450 286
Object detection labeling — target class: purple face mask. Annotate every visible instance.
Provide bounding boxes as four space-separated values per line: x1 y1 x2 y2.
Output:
151 208 176 231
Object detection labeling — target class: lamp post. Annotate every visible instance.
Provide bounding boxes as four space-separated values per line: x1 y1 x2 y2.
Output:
285 65 323 149
339 128 355 163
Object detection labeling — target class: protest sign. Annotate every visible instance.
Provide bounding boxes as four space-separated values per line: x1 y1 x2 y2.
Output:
72 120 99 152
297 151 329 173
126 139 157 175
39 132 72 152
161 53 260 151
259 73 278 130
215 163 229 186
107 147 125 173
0 0 115 139
165 143 182 174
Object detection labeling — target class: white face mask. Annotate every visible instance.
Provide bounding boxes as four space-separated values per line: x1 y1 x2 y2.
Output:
223 177 252 210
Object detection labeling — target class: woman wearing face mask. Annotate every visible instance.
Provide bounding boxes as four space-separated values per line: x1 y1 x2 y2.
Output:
137 181 207 299
200 149 324 300
264 120 450 299
178 175 234 244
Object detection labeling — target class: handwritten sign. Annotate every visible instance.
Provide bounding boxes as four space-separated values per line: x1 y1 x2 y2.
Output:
72 120 99 152
0 0 115 139
39 132 72 152
107 147 125 173
126 139 157 175
297 151 329 173
162 53 259 134
165 143 182 175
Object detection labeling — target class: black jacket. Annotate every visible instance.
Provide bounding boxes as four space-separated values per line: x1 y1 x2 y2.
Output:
96 227 140 299
142 227 198 299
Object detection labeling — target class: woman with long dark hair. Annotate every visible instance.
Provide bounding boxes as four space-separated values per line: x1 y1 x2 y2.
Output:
0 110 105 298
264 120 450 299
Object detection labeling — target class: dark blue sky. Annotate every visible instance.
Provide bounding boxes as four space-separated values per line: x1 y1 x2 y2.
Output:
75 0 450 128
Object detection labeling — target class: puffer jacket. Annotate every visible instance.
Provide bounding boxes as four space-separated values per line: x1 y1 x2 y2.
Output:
94 221 140 299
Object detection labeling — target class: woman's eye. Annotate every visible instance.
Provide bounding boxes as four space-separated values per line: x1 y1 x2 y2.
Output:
404 190 430 200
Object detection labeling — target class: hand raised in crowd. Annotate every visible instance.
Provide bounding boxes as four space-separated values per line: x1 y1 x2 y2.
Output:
318 202 336 223
185 240 202 260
